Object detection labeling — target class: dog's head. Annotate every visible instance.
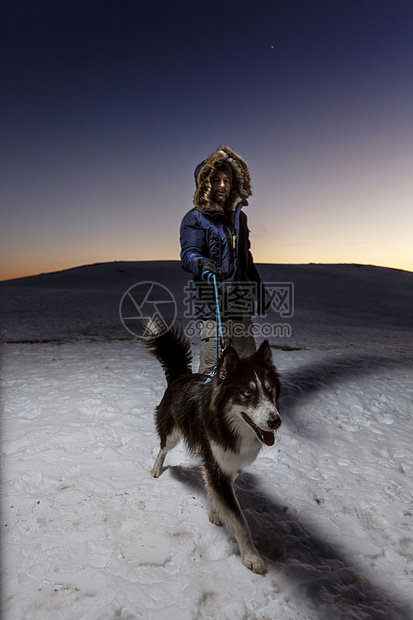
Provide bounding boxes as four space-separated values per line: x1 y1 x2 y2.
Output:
211 341 281 446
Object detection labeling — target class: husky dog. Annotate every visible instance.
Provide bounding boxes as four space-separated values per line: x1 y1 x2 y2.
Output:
147 328 281 574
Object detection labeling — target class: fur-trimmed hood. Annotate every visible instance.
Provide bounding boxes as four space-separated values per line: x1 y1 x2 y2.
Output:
193 146 252 212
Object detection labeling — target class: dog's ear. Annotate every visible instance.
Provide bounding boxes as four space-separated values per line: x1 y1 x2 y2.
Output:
255 339 274 366
217 346 239 381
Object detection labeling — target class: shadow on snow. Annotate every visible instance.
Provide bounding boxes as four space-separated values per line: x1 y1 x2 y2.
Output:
279 352 412 433
169 465 410 620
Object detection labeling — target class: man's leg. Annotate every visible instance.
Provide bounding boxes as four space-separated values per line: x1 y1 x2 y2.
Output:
198 314 256 374
227 314 256 359
198 319 218 374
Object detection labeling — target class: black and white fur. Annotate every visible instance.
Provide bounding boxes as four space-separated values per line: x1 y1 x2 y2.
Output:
147 328 281 574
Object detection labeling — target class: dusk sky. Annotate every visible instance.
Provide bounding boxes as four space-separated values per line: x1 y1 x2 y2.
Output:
2 0 413 280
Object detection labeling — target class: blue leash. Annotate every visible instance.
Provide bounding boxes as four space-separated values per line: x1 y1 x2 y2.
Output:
212 273 225 360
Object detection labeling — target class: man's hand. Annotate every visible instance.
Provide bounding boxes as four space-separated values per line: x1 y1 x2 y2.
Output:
198 259 222 284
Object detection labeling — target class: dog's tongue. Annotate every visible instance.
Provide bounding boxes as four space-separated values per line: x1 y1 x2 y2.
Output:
260 429 275 446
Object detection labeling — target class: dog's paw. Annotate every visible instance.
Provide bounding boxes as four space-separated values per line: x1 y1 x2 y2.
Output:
151 465 162 478
208 506 223 526
241 551 266 574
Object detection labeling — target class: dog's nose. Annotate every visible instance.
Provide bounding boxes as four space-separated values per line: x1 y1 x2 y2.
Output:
268 416 281 430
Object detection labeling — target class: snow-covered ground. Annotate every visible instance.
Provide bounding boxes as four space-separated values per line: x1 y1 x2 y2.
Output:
1 261 413 619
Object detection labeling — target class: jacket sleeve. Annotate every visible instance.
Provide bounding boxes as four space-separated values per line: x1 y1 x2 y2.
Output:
246 250 262 284
240 212 271 315
239 211 261 284
180 210 207 276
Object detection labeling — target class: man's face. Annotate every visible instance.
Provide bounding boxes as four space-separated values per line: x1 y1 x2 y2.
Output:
211 170 231 205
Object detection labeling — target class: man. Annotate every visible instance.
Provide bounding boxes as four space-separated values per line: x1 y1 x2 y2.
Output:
180 146 268 374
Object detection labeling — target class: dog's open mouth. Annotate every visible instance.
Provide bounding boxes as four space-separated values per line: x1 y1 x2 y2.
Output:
241 413 275 446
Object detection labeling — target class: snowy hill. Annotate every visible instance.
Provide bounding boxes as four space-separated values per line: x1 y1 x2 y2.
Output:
1 260 412 345
1 262 413 619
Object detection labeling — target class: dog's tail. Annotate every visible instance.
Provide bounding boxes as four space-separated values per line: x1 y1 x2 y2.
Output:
146 326 192 385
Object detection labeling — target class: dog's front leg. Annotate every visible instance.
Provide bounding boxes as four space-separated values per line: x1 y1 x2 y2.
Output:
203 466 265 574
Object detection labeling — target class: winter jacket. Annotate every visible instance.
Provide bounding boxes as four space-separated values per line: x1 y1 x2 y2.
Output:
180 146 263 319
180 206 261 284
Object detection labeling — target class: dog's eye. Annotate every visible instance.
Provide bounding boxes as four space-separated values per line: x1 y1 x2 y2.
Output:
242 388 253 398
266 385 273 393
